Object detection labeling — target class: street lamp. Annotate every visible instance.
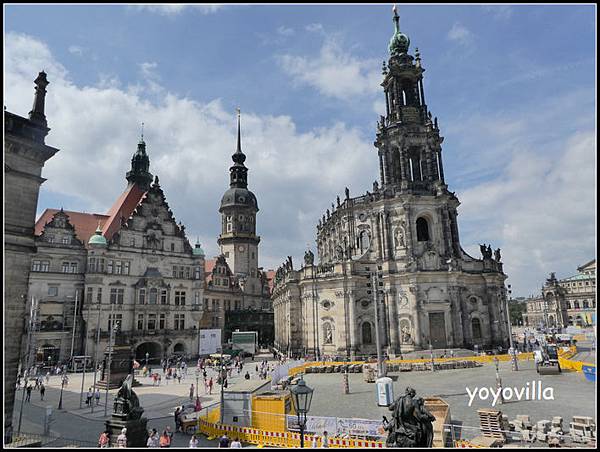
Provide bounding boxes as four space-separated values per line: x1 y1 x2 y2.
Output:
104 319 119 417
58 370 67 410
504 285 518 371
290 377 314 448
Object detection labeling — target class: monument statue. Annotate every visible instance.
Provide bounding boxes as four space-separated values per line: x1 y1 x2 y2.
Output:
383 387 436 447
494 248 501 262
304 249 315 266
105 374 147 447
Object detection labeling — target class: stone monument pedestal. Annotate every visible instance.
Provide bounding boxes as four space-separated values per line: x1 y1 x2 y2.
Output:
96 338 137 389
105 385 148 447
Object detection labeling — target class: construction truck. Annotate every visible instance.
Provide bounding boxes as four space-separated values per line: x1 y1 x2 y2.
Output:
534 344 561 375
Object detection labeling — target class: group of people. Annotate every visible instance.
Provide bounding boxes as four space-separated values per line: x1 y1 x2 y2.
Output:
85 387 102 406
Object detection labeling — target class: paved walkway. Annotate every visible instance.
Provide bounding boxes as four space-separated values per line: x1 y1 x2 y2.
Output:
13 353 280 446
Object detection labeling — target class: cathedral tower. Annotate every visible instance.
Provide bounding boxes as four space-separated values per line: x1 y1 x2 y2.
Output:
218 109 261 294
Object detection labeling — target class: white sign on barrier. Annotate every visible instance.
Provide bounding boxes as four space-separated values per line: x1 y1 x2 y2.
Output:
287 415 337 435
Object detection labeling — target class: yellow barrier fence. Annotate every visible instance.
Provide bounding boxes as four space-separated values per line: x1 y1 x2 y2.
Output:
197 418 385 448
289 352 535 376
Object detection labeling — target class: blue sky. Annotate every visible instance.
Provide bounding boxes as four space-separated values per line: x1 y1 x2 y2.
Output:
4 4 596 297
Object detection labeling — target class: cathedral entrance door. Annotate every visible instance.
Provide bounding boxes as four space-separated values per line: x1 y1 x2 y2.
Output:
428 312 447 349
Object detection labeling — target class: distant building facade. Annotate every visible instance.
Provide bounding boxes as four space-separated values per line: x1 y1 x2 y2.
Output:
4 72 58 441
272 11 509 358
201 111 274 348
524 260 596 328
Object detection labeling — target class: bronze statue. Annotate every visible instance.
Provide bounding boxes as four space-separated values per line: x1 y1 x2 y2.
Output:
114 375 143 420
383 387 435 447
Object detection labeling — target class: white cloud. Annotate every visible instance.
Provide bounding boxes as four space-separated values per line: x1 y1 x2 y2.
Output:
131 4 222 16
305 23 324 34
5 32 376 271
276 26 295 37
458 130 595 297
482 5 513 21
68 45 85 56
447 22 473 46
276 35 381 100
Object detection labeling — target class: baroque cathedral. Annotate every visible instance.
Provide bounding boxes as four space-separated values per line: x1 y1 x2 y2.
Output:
272 9 510 358
25 108 273 367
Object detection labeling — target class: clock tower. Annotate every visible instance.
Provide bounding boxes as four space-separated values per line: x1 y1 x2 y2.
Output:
218 109 261 295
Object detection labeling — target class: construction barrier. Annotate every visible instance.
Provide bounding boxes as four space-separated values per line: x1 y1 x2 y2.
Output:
454 439 484 448
557 345 596 375
288 352 535 377
197 418 385 448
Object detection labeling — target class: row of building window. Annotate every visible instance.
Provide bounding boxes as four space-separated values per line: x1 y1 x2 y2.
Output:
172 265 202 280
88 258 131 275
136 313 185 330
45 236 72 245
32 261 80 273
202 298 242 311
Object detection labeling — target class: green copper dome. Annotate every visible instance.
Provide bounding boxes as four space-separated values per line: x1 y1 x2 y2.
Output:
88 225 107 247
389 6 410 56
193 241 205 256
389 31 410 56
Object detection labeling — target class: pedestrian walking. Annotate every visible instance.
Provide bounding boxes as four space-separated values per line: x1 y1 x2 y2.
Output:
230 437 242 448
321 431 329 448
25 385 32 402
45 372 50 384
208 378 213 395
189 384 195 401
98 430 110 448
175 407 182 432
40 383 45 401
147 429 160 448
86 387 93 406
244 372 250 380
95 387 101 406
117 428 127 448
218 434 229 448
189 434 199 448
178 372 182 384
159 430 171 447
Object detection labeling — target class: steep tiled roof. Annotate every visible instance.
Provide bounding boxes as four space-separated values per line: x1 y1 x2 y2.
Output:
35 209 109 245
265 269 275 292
35 183 147 248
102 184 147 241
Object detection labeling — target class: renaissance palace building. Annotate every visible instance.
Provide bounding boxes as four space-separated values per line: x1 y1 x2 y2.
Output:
272 10 510 358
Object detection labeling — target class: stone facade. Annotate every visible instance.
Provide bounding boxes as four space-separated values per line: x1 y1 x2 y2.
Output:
27 139 206 368
272 11 509 358
24 112 274 374
4 72 59 441
524 260 596 328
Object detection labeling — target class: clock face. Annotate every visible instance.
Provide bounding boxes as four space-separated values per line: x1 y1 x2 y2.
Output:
238 245 245 252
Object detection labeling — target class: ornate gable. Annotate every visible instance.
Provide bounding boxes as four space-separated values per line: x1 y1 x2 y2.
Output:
116 176 192 253
37 208 85 247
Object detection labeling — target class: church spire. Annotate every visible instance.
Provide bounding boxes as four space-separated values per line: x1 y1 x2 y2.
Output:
229 108 248 188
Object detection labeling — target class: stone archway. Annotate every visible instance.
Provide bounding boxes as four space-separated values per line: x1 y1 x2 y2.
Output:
173 343 186 356
135 342 162 365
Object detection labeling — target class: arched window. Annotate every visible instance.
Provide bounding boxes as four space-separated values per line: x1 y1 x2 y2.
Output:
323 322 333 344
149 288 158 304
362 322 372 344
359 231 370 253
416 217 430 242
471 318 482 340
